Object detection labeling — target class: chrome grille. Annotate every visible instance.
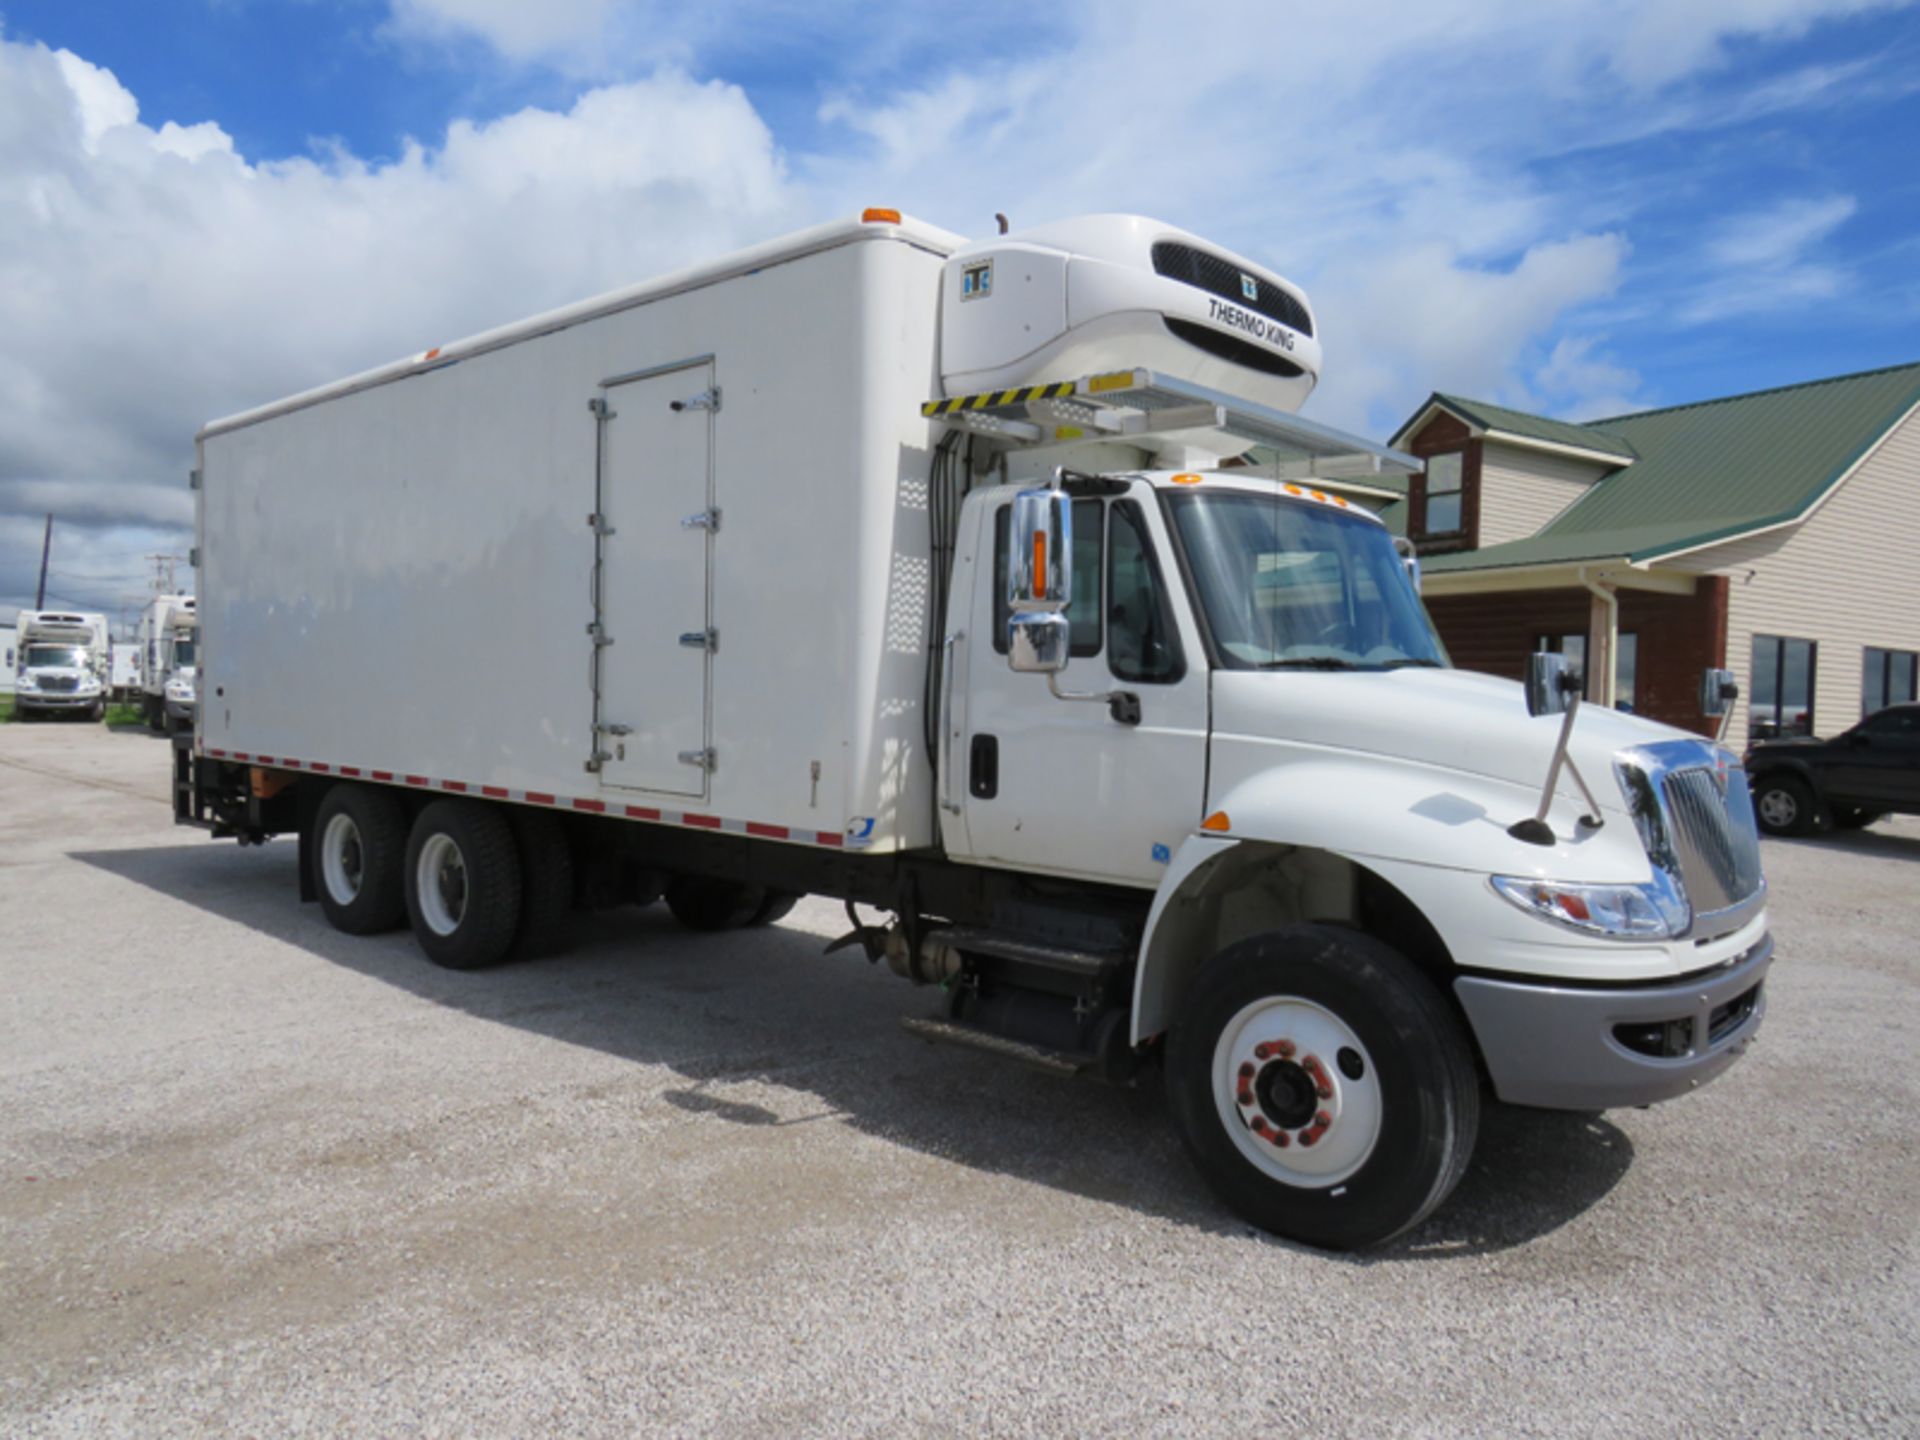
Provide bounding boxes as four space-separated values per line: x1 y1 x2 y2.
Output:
1615 740 1766 940
1662 764 1763 916
38 675 78 693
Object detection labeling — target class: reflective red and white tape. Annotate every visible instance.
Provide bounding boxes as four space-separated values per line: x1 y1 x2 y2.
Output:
200 747 846 848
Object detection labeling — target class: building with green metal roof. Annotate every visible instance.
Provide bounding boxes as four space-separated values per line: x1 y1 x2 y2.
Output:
1382 360 1920 748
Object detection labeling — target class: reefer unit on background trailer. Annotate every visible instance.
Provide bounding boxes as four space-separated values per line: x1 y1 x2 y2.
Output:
179 211 1772 1250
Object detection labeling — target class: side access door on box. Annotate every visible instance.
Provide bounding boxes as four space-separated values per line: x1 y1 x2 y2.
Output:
590 359 719 799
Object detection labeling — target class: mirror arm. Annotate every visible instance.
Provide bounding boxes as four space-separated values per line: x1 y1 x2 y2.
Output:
1510 687 1603 845
1046 674 1141 726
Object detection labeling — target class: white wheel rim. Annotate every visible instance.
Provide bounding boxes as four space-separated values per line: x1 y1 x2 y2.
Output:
415 833 468 937
1212 997 1383 1188
320 813 364 906
1759 788 1796 828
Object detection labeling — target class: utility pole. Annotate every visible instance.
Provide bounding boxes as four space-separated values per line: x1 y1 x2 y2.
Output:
34 514 52 609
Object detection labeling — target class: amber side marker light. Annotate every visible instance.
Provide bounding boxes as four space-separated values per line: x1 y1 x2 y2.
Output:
862 207 902 224
1202 811 1232 833
1172 472 1204 486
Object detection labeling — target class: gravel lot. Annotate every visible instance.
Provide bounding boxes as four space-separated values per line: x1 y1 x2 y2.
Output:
2 719 1916 1436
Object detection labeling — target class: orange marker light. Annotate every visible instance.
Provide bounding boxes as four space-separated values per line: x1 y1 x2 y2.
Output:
1310 490 1328 502
1032 531 1048 599
423 346 441 361
1202 811 1232 833
1284 484 1304 496
862 207 902 224
1172 472 1203 486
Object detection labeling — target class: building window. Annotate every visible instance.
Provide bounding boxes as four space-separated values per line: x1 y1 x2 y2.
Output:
1750 635 1816 738
1535 632 1637 708
1862 647 1918 716
1421 451 1464 536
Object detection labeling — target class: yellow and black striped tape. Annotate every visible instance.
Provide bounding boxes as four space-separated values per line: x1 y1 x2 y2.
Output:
922 379 1078 418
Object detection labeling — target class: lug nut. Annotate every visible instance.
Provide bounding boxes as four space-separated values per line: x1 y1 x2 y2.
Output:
1299 1129 1319 1147
1277 1039 1296 1058
1237 1088 1253 1107
1239 1061 1256 1079
1250 1115 1268 1133
1315 1110 1332 1128
1272 1131 1290 1148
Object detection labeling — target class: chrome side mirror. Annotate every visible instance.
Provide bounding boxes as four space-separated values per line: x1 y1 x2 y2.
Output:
1009 488 1071 612
1699 667 1738 717
1392 534 1421 594
1008 611 1070 674
1525 651 1579 718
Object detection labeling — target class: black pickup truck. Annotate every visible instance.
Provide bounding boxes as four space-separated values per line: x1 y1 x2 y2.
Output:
1745 703 1920 836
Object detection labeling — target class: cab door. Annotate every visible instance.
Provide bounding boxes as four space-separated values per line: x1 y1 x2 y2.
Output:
952 490 1209 887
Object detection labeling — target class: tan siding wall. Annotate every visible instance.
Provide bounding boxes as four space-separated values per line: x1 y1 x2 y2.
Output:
1476 442 1612 546
1671 404 1920 751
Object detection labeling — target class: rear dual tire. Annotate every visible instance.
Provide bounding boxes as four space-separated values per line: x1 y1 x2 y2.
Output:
664 876 802 931
313 784 410 934
404 800 523 970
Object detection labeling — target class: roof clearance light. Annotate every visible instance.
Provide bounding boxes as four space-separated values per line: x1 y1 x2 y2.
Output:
1202 811 1231 833
862 207 902 224
1283 484 1304 497
1172 472 1203 486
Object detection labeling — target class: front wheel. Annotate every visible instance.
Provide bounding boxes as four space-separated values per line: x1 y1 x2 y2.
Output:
1752 773 1816 836
1165 925 1480 1251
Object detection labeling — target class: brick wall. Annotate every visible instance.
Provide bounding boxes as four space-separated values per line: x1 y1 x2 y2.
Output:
1425 577 1729 735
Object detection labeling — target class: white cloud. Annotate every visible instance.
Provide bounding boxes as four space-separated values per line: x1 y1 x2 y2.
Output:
2 0 1910 608
0 38 798 612
1682 194 1857 320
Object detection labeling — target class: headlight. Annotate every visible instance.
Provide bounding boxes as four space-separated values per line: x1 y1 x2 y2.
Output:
1491 875 1688 940
17 674 35 690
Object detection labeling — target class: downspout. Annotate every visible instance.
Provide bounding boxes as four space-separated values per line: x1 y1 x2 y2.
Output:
1579 566 1618 709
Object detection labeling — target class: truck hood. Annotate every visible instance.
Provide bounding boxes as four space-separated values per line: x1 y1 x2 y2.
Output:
1211 666 1704 813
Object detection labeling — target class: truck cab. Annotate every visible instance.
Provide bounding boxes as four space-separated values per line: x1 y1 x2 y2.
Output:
12 611 109 720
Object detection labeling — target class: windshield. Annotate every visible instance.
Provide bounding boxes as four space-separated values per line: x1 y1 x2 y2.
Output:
171 638 197 667
25 644 88 669
1167 491 1447 670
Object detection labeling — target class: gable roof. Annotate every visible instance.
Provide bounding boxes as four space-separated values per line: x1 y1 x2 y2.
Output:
1395 394 1638 461
1411 359 1920 574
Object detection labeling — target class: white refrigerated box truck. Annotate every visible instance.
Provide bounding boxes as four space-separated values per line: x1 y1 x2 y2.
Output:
177 210 1772 1248
135 594 198 729
13 610 109 719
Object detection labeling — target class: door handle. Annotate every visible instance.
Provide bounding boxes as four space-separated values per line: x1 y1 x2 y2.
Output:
969 734 998 800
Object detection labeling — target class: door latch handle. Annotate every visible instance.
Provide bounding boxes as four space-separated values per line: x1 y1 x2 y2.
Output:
669 388 721 414
678 747 717 771
680 509 721 532
679 629 718 653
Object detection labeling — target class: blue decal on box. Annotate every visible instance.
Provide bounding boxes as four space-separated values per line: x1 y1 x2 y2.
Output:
1151 842 1171 864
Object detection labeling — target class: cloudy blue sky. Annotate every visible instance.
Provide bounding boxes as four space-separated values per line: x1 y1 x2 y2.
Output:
2 0 1917 621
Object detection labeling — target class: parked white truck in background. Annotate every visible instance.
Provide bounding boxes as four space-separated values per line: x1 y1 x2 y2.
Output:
110 642 141 703
136 594 198 730
13 610 109 720
176 211 1772 1248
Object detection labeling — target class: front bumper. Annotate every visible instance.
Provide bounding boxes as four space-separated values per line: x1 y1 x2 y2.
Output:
165 696 197 721
1455 932 1772 1111
16 692 100 711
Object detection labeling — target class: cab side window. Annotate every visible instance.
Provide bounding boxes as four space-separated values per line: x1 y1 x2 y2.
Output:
1107 502 1184 683
992 499 1103 656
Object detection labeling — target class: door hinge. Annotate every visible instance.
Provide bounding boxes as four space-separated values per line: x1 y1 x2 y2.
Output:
597 722 634 737
588 512 616 536
584 749 612 773
188 467 202 490
680 508 721 533
586 622 614 647
669 387 721 414
678 747 717 772
678 628 718 653
588 397 615 419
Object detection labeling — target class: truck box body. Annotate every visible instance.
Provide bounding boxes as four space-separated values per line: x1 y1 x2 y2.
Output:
198 218 963 853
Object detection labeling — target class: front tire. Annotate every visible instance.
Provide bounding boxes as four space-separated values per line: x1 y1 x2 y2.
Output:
314 784 409 934
1753 773 1816 836
405 800 523 969
1166 925 1480 1251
